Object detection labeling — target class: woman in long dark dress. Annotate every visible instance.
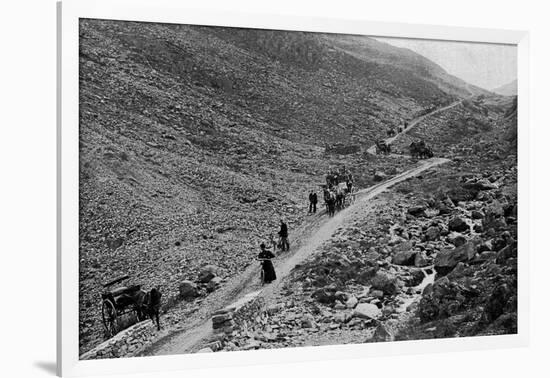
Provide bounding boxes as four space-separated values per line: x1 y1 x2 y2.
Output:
258 243 276 284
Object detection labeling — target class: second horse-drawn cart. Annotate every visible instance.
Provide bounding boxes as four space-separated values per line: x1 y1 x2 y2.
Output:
101 275 147 337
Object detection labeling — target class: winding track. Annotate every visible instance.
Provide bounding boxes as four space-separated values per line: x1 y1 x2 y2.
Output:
143 96 472 356
366 98 467 155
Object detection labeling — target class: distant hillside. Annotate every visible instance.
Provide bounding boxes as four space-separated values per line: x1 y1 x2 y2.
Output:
324 35 488 98
493 79 517 96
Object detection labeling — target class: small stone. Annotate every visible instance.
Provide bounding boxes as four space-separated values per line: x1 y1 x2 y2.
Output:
198 265 220 283
334 301 346 310
448 217 470 232
447 232 467 247
207 277 222 292
370 289 384 298
197 347 214 353
346 296 358 309
414 251 430 267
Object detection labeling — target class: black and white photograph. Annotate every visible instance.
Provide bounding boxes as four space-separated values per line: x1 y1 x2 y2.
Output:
77 18 518 360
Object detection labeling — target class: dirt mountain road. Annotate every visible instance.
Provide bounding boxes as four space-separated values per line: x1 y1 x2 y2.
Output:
145 156 449 356
366 98 468 155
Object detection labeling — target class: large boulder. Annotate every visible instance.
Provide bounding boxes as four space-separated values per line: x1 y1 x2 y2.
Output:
371 270 399 295
178 280 199 300
485 283 513 321
369 289 384 298
357 267 379 285
207 277 222 292
476 251 497 263
447 262 469 280
464 179 498 191
334 312 352 323
370 322 395 342
391 241 416 266
485 201 505 218
436 200 454 215
197 348 214 353
312 287 337 304
212 312 233 328
448 217 470 232
407 205 426 217
471 210 484 219
496 244 517 265
404 268 425 287
374 171 388 182
447 186 479 204
424 226 441 241
346 296 359 309
353 303 382 320
418 276 461 321
477 240 493 253
392 241 413 253
447 232 467 247
198 265 220 283
483 216 507 231
414 251 431 267
434 241 476 276
392 250 416 266
301 314 316 328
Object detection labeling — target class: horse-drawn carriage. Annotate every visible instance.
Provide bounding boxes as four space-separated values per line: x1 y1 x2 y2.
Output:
321 179 355 216
325 171 352 188
375 140 391 155
101 275 161 337
409 140 434 159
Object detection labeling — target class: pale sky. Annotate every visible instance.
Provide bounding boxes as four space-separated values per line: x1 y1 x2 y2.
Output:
374 37 517 90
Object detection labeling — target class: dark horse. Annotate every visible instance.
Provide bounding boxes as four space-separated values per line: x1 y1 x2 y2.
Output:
335 187 346 211
323 187 337 216
136 288 162 330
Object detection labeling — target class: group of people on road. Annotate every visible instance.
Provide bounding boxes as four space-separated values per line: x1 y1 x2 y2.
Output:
325 165 353 189
256 166 355 285
323 165 354 216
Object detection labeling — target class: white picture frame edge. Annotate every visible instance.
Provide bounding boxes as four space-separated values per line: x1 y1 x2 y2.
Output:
58 0 530 376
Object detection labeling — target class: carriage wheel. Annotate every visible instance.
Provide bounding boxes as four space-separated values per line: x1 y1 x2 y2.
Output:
102 299 118 337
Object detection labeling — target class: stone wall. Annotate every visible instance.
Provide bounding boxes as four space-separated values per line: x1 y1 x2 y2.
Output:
79 320 157 360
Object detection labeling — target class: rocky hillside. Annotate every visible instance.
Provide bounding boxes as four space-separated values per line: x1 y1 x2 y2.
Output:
79 18 492 354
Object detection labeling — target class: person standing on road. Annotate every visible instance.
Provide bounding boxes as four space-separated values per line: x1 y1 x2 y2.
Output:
258 243 276 284
278 219 289 252
308 191 317 214
311 191 318 213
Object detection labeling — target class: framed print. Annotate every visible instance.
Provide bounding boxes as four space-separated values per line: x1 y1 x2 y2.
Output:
58 0 529 376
